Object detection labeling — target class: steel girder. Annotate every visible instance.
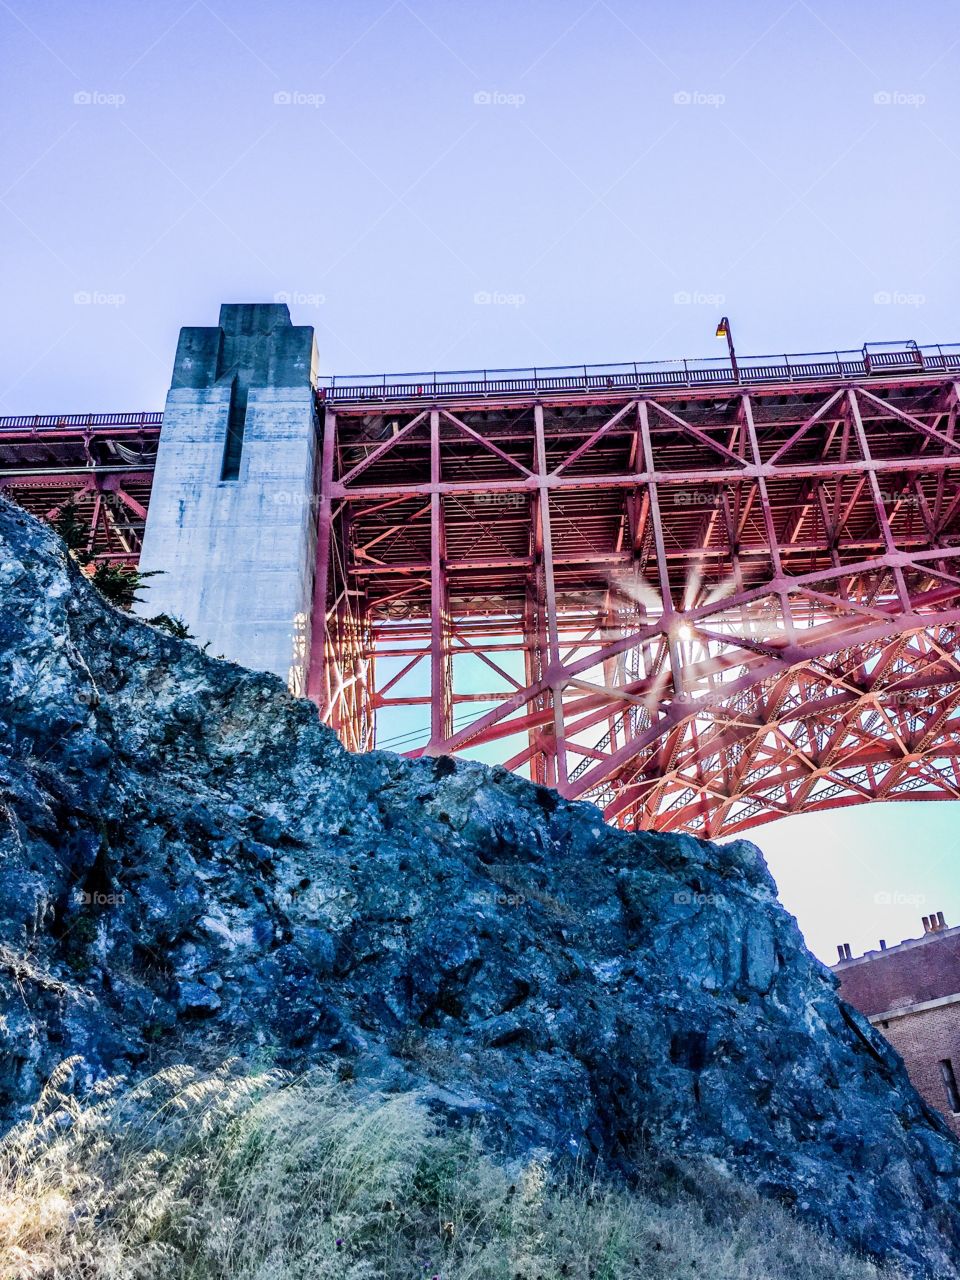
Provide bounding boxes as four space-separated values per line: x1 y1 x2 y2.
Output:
311 377 960 835
0 414 160 566
6 382 960 838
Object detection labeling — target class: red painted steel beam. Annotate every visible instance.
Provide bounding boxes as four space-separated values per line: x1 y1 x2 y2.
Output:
319 375 960 835
10 354 960 837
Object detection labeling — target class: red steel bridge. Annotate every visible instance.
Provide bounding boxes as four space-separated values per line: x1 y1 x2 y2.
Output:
6 340 960 837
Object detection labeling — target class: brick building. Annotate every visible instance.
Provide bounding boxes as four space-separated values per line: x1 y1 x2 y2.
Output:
833 912 960 1137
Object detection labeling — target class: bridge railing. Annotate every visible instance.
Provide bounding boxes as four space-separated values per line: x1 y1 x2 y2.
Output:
0 411 163 433
317 342 960 404
5 344 960 428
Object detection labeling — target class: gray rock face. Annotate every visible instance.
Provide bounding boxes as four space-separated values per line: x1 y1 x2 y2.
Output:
0 494 958 1277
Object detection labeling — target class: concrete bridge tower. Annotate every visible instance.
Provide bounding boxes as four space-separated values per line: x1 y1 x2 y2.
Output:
135 303 319 693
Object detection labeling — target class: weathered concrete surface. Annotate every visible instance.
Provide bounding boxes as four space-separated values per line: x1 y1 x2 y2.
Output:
1 496 960 1277
135 303 318 692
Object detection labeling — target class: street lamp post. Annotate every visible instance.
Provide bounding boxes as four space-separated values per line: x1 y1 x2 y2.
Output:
716 317 739 383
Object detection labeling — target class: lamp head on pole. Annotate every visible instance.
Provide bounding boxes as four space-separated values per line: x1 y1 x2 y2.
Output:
715 317 730 339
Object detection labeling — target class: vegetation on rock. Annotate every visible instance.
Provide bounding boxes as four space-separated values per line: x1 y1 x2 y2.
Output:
147 612 194 639
48 498 160 610
50 501 86 555
89 562 158 610
0 1060 906 1280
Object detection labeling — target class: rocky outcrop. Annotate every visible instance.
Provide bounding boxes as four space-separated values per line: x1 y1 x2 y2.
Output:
0 495 958 1277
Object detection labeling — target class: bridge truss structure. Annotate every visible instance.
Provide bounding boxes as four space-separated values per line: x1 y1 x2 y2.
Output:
0 412 160 565
6 344 960 836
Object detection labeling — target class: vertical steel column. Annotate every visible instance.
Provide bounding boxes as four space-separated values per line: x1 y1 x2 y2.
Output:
85 491 103 557
429 408 451 747
627 412 654 735
528 460 552 784
333 503 368 750
932 386 960 580
307 409 337 711
638 400 685 693
848 388 911 611
528 437 553 784
522 585 547 784
534 403 568 786
601 588 622 753
742 392 797 643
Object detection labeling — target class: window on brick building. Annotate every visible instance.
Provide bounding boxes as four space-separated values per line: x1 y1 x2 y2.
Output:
939 1059 960 1113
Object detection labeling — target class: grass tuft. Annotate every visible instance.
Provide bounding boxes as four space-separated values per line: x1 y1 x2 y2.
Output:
0 1059 905 1279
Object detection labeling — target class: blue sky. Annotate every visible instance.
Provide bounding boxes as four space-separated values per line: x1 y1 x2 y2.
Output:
2 0 958 961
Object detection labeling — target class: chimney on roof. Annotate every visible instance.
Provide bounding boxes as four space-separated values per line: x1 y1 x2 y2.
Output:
836 943 853 961
937 911 947 929
880 939 887 950
922 916 931 932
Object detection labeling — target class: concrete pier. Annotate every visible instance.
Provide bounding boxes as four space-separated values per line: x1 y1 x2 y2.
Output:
135 303 319 692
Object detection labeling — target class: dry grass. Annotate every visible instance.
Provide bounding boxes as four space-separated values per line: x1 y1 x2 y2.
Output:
0 1058 905 1280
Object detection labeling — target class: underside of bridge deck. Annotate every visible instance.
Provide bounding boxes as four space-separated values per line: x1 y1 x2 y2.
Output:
0 413 161 565
6 344 960 836
310 374 960 835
